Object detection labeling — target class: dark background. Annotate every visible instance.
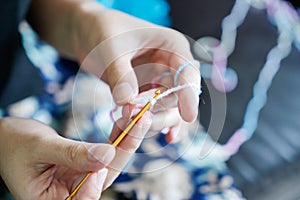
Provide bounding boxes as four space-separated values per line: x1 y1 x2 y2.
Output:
168 0 300 199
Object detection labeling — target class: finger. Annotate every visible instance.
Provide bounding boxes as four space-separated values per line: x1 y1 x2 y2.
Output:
151 93 178 113
160 30 201 122
149 107 181 133
109 111 152 152
120 88 162 119
166 120 191 143
165 125 181 144
106 55 139 105
165 124 182 144
40 136 116 172
138 65 173 93
150 73 178 112
73 168 108 200
104 111 152 189
170 56 201 122
122 88 178 119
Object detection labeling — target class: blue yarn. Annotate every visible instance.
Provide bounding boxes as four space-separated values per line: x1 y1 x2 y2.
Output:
173 61 191 86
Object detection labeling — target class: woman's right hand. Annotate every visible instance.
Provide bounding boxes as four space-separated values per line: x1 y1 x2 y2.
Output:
0 115 151 199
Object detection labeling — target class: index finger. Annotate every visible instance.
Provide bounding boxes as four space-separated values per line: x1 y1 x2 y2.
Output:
170 55 201 122
103 111 152 189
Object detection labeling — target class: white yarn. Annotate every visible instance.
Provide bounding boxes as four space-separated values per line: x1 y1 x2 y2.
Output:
131 83 201 106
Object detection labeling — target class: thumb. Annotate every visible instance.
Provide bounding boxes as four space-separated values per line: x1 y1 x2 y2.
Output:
105 55 139 105
42 137 116 172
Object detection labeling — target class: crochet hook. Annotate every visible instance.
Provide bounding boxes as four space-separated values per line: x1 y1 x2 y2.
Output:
66 89 161 200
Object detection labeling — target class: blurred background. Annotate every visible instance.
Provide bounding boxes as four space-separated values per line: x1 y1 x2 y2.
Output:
0 0 300 199
168 0 300 199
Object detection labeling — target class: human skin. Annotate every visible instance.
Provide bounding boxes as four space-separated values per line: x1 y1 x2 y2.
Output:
0 115 151 199
0 0 201 199
27 0 200 125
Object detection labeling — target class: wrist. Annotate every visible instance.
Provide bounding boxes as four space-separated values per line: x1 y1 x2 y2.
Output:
0 117 10 177
27 0 105 60
71 1 108 62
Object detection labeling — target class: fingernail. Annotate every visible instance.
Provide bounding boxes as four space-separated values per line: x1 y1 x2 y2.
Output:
113 82 136 104
88 144 115 166
166 131 179 144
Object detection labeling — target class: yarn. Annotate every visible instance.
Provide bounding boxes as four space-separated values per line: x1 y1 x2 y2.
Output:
192 0 300 157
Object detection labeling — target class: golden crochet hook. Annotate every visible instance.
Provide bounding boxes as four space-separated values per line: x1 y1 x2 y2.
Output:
66 89 161 200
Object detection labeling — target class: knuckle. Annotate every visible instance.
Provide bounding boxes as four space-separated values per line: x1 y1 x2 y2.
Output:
65 143 83 165
171 30 190 47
